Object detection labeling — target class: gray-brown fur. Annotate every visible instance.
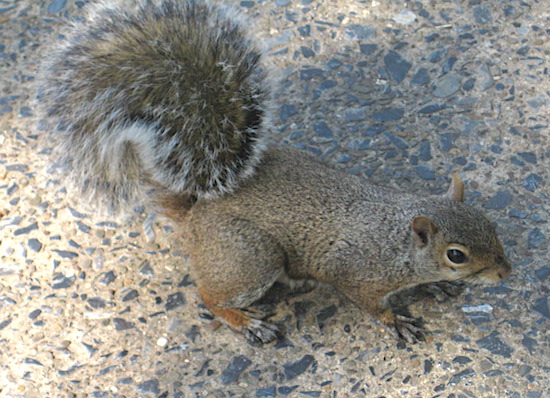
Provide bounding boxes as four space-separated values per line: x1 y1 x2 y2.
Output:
39 0 511 344
38 0 270 213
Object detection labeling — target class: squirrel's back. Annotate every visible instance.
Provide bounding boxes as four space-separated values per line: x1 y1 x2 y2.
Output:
38 0 271 213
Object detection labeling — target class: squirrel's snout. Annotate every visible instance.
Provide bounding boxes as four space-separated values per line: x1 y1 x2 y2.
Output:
483 254 512 282
496 254 512 280
472 254 512 283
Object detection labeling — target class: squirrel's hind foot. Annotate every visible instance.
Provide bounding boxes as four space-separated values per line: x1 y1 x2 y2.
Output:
207 305 279 345
243 316 280 346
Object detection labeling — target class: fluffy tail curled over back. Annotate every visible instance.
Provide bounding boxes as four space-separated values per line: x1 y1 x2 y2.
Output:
38 0 271 213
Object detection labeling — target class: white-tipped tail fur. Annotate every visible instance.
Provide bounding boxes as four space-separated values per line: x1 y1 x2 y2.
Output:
37 0 271 213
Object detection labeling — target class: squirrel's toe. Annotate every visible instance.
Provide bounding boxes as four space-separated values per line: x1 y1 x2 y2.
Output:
291 279 319 294
243 318 279 345
385 314 425 344
277 274 319 294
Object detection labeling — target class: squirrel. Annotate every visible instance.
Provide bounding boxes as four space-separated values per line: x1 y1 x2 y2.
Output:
38 0 512 345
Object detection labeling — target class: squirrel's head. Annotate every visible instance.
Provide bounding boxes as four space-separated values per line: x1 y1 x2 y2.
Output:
411 174 512 284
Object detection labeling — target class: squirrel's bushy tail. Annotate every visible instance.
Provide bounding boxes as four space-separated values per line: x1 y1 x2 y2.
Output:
38 0 270 213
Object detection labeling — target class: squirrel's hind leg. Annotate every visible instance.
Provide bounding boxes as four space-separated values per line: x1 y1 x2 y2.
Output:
199 290 280 345
197 270 283 345
187 217 286 345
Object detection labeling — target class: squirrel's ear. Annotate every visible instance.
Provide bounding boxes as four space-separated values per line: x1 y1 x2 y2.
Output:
444 173 465 202
412 216 438 247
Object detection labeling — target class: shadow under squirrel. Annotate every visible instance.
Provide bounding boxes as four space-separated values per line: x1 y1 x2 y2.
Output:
38 0 512 344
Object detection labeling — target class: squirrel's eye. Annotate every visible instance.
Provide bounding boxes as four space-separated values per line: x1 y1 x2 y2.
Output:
446 249 467 265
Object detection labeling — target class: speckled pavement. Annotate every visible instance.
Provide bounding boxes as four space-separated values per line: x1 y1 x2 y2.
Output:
0 0 548 397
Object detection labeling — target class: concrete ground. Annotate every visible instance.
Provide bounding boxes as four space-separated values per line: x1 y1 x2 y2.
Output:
0 0 548 397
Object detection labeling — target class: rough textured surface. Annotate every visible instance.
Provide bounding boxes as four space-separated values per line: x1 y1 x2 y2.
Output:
0 0 548 397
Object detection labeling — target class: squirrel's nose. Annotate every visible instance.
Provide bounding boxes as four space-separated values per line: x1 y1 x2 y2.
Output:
496 254 512 279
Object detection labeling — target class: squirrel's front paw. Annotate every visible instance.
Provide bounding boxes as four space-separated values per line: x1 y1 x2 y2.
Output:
383 313 425 344
424 281 465 302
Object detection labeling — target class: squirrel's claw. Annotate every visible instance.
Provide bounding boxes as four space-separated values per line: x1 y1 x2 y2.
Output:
385 314 425 344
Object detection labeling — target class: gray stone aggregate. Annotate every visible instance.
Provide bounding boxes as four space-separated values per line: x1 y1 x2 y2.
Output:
0 0 548 397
